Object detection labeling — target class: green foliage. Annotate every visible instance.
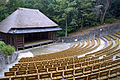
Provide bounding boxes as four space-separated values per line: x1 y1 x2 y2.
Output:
110 0 120 18
0 41 6 50
0 0 119 36
0 0 7 10
1 45 15 57
0 41 15 57
105 18 119 24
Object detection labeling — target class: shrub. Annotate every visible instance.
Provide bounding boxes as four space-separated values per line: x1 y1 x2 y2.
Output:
1 45 15 57
0 41 6 50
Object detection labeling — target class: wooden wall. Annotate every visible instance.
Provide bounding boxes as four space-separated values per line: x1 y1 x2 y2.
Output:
0 33 24 50
48 31 57 40
15 34 24 50
0 31 57 50
0 33 2 41
48 32 53 40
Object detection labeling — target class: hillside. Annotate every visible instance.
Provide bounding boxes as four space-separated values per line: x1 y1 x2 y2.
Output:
69 21 120 37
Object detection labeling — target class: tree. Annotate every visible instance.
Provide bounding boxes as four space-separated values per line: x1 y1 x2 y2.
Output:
110 0 120 18
0 0 25 22
6 0 25 13
0 0 119 37
52 0 97 36
52 0 78 36
95 0 110 24
76 0 97 29
0 0 8 10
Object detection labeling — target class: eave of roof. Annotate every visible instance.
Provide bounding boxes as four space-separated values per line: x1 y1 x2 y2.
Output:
8 28 62 34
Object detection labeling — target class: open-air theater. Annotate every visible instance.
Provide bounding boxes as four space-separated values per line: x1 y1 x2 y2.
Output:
0 8 120 80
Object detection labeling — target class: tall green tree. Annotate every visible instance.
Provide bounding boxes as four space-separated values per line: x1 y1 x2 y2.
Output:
6 0 25 14
76 0 97 29
0 0 7 10
0 0 25 21
0 0 9 21
110 0 120 18
52 0 79 36
95 0 111 24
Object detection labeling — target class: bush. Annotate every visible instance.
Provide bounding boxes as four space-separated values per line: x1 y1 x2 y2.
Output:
105 18 119 24
0 41 6 50
1 45 15 57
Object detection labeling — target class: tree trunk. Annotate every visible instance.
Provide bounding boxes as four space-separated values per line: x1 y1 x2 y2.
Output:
100 0 110 24
65 17 68 37
80 17 83 30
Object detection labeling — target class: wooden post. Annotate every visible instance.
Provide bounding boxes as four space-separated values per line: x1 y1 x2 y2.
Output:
52 32 54 40
48 32 51 40
54 32 57 40
23 34 25 49
16 34 24 50
48 32 53 40
53 32 55 42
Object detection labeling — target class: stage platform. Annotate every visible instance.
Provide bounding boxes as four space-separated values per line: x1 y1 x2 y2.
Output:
24 40 53 48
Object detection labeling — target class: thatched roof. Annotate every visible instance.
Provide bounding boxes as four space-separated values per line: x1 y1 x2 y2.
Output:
0 8 58 33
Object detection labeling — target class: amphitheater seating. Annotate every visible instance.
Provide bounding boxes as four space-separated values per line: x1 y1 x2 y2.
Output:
108 34 117 40
104 35 111 41
113 33 120 38
18 38 100 62
3 55 120 79
0 32 120 80
85 38 113 57
1 60 120 80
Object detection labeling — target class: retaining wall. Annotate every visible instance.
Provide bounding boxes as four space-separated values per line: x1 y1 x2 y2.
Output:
0 52 18 72
58 22 120 42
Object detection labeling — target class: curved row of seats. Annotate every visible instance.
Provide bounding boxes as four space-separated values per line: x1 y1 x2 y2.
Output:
16 33 119 64
19 38 100 62
1 55 120 80
0 32 120 80
4 46 120 76
85 38 114 57
17 33 119 64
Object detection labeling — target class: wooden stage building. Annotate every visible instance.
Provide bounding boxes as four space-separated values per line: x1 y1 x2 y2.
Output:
0 8 61 50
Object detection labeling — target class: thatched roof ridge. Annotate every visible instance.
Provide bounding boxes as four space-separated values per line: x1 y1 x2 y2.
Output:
0 8 58 33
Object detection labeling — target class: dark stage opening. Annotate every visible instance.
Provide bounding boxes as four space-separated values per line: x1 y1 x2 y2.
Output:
24 32 53 48
24 32 48 43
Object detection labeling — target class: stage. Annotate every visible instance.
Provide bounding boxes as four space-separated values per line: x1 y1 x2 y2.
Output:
24 40 53 48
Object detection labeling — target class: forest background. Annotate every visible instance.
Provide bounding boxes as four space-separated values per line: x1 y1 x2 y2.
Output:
0 0 120 36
